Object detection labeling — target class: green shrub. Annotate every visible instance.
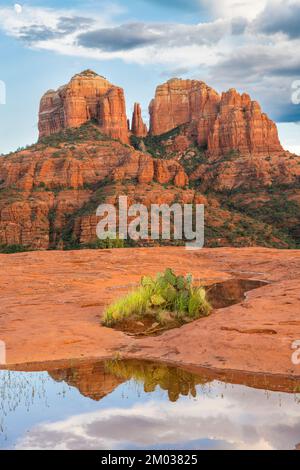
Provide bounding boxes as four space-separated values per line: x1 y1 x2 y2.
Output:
130 126 182 158
83 235 125 250
102 268 211 327
180 148 207 175
0 244 29 254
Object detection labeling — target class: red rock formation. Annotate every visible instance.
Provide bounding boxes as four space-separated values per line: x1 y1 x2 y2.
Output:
0 124 191 250
191 151 300 192
137 154 154 184
38 73 284 158
50 362 123 401
99 87 129 144
174 169 189 188
0 73 298 252
207 89 283 157
154 160 189 187
149 78 220 140
131 103 147 137
38 70 129 144
149 79 284 157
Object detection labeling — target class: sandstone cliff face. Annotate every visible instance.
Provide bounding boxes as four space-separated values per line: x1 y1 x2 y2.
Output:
154 160 189 187
131 103 147 137
38 72 284 158
0 124 189 250
1 73 299 252
74 182 197 247
191 152 300 192
149 78 220 140
98 86 129 144
0 137 189 194
38 70 129 144
149 79 284 158
207 89 283 157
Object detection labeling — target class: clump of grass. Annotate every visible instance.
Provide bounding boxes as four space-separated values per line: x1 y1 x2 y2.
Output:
102 268 211 329
104 287 150 325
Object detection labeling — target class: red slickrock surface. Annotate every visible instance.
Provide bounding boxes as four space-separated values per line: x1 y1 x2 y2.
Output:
1 247 300 381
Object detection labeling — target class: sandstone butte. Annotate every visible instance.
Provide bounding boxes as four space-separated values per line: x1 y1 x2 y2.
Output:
38 71 284 158
0 69 299 253
149 78 283 157
38 69 129 144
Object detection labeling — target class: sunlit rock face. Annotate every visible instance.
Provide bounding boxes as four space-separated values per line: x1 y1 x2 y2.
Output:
38 71 284 157
131 103 148 138
38 70 129 144
207 89 283 157
149 79 220 143
0 125 189 250
1 71 298 252
149 78 283 157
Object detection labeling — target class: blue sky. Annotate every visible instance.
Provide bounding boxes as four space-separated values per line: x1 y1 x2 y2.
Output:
0 0 299 154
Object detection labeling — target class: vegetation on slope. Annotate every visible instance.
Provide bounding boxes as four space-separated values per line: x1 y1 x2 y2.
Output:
0 122 299 252
38 121 114 148
0 244 29 254
130 126 182 158
218 186 300 248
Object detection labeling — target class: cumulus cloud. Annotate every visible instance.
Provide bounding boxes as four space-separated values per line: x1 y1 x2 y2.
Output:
18 17 95 43
0 5 110 46
0 1 299 124
231 17 249 35
0 5 232 64
206 40 300 122
78 23 161 52
78 20 229 52
211 44 300 79
202 0 269 20
15 384 300 450
254 0 300 39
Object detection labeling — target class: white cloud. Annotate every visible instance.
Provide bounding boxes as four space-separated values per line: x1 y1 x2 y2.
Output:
0 2 296 73
15 383 300 450
0 6 231 64
14 4 22 15
0 5 113 45
0 1 299 125
278 123 300 154
202 0 268 20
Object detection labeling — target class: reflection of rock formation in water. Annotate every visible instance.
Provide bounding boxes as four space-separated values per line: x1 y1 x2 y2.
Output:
4 358 300 410
105 359 211 402
23 358 300 403
49 363 124 401
48 360 211 403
